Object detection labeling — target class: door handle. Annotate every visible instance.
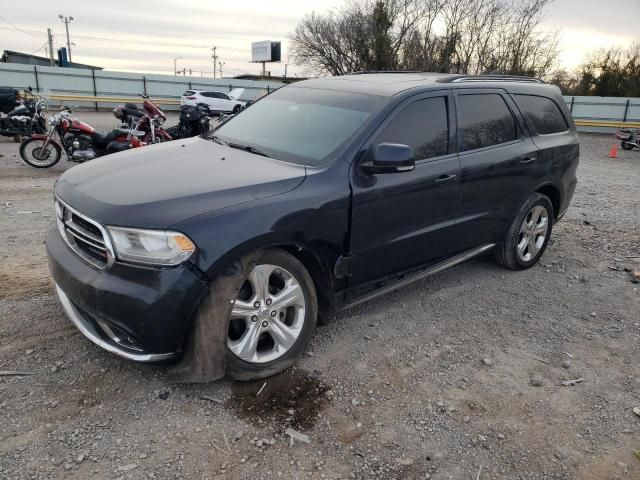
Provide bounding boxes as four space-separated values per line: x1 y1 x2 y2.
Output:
520 156 537 164
434 173 457 183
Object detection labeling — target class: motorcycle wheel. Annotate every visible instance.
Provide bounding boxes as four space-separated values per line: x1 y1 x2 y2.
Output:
19 137 62 168
621 141 634 151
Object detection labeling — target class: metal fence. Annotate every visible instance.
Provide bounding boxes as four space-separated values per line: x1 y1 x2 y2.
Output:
1 63 638 132
563 95 640 133
0 63 285 110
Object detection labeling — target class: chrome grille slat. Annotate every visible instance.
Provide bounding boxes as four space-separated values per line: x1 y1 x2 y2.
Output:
65 227 108 251
55 197 114 269
66 219 106 246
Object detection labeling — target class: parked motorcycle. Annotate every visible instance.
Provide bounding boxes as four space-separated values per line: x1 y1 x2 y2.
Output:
127 93 173 144
165 103 211 139
616 128 639 150
19 108 137 168
0 87 48 141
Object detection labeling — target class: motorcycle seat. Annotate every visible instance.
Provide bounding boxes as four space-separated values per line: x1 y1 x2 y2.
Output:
93 129 128 150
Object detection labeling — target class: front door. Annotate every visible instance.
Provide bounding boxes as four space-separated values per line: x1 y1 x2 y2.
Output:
348 92 461 287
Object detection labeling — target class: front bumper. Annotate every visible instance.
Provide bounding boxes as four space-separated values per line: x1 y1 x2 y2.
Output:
54 283 175 362
46 224 208 362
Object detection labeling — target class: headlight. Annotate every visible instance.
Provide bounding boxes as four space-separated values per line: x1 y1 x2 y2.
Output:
106 226 196 266
53 198 63 219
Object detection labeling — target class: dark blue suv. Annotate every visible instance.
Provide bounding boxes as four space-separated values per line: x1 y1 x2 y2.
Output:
47 73 579 381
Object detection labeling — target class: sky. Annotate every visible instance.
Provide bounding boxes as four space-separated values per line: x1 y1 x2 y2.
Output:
0 0 636 78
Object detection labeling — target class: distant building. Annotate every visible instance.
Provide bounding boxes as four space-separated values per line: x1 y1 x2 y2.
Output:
1 50 102 70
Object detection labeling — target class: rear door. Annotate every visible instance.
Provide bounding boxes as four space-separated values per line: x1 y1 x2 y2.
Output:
349 91 461 286
512 93 578 214
453 89 540 251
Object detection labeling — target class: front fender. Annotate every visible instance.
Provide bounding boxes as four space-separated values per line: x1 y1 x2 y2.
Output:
174 174 350 284
157 128 173 140
25 133 63 150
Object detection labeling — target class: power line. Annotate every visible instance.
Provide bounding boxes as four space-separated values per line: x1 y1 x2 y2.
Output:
58 31 250 53
0 16 46 37
30 40 49 55
0 23 251 54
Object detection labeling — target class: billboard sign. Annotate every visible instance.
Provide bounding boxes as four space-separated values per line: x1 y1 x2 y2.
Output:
251 41 272 63
251 41 282 63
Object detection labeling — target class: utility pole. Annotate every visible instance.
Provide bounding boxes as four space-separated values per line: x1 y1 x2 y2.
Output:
47 28 55 66
218 61 225 78
58 15 74 62
211 46 218 79
173 56 182 76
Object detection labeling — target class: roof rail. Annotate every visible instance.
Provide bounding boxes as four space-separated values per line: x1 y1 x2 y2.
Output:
345 70 428 75
445 75 544 84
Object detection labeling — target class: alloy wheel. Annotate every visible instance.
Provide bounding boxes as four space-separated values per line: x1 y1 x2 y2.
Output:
516 205 549 262
228 264 306 364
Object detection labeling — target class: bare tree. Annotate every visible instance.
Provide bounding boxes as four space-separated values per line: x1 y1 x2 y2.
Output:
291 0 559 78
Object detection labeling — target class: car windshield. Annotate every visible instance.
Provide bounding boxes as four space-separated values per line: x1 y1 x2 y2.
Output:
210 87 386 166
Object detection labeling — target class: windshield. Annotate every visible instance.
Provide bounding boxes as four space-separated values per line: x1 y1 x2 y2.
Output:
210 87 386 166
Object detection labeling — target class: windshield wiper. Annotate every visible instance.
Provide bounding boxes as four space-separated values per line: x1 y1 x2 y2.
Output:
207 135 272 158
208 134 228 146
227 142 272 158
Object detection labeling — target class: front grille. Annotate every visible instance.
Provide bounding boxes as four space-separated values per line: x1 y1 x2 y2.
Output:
56 199 113 268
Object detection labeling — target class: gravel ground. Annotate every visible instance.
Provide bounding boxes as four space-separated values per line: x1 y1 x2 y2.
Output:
1 115 639 480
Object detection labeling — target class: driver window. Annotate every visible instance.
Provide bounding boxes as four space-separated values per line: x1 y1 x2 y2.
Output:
374 97 449 161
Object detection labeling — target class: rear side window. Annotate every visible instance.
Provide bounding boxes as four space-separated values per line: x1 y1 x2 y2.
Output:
375 97 449 160
183 90 195 96
457 94 518 152
515 94 568 135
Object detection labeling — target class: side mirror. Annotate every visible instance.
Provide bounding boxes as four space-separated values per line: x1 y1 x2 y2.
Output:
362 143 415 174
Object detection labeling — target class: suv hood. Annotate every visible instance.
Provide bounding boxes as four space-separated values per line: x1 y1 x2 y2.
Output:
55 137 306 229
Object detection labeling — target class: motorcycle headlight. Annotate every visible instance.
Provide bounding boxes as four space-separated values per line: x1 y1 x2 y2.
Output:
106 226 196 266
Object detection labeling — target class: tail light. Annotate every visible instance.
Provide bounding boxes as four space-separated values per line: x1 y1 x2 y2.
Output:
186 96 196 100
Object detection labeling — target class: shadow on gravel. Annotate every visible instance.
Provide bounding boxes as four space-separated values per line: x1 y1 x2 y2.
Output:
225 369 331 431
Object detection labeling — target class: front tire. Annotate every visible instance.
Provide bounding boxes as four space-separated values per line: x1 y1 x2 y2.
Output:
494 193 553 270
225 249 318 381
19 137 61 168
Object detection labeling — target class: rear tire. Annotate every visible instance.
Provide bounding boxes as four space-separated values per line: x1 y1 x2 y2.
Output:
225 249 318 381
19 137 61 168
494 193 553 270
621 141 634 150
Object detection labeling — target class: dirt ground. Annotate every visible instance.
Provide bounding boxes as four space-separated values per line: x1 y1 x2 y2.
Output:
1 114 639 480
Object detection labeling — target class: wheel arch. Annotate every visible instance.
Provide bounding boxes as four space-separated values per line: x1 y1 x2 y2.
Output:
534 183 561 220
204 234 339 321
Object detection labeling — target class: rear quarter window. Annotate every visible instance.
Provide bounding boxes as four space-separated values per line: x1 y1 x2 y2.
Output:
515 94 568 135
183 90 195 96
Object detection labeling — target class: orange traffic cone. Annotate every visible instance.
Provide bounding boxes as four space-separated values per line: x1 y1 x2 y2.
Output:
608 144 618 158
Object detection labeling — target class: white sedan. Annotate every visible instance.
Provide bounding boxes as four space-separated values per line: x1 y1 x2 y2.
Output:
180 89 246 114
